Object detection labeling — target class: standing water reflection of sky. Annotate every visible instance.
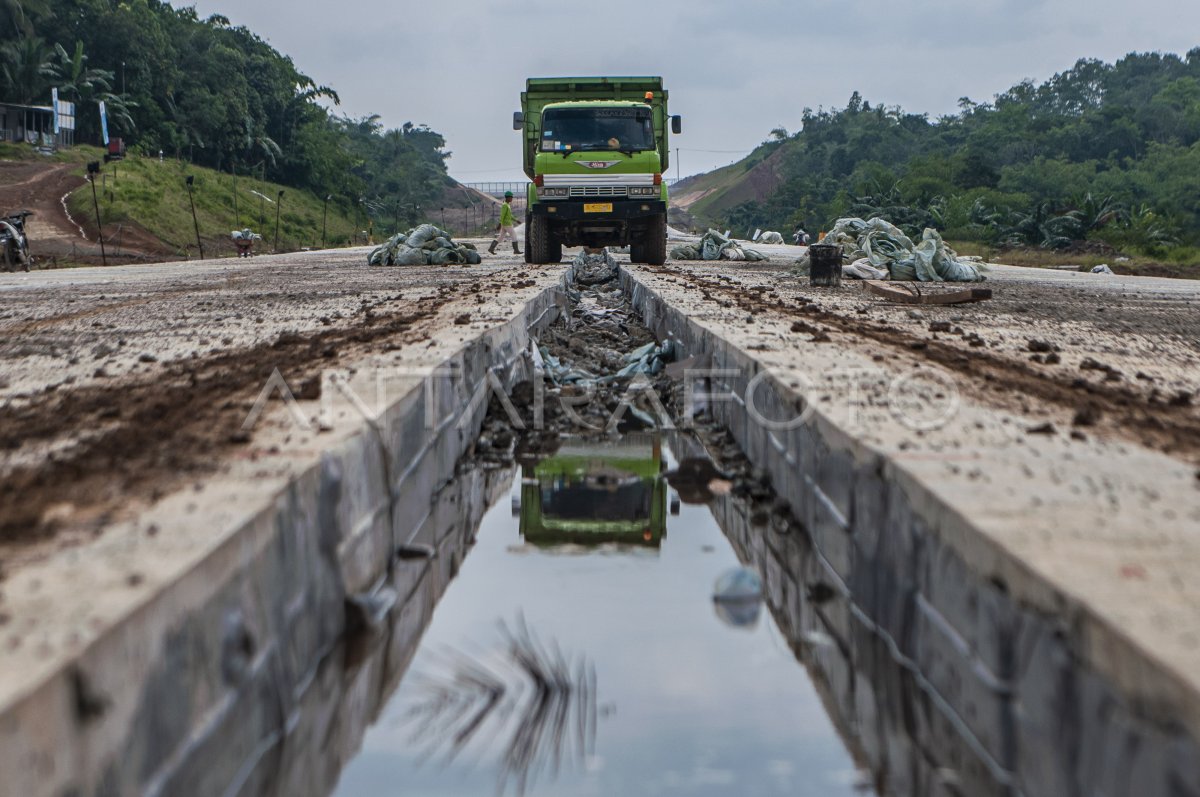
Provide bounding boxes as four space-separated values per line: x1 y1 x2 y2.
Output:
331 442 869 797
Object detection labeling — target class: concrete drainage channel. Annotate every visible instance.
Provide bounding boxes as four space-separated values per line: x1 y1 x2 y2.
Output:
3 260 1198 797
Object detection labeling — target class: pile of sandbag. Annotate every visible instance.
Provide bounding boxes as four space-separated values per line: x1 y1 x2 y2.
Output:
755 231 785 244
671 229 769 262
368 223 481 266
795 217 985 282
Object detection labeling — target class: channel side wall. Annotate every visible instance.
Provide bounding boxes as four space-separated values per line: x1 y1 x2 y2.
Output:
0 282 564 797
623 269 1200 797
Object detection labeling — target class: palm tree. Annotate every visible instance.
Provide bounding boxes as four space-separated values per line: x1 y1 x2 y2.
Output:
1115 205 1178 253
0 36 54 104
1063 193 1126 237
49 41 113 102
1004 201 1076 250
0 0 49 38
98 91 137 135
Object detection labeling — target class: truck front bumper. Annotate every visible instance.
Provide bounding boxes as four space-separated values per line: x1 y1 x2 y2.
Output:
530 199 666 221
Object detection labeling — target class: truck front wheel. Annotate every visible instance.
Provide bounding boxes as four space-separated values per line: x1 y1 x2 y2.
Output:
526 214 555 264
646 213 667 265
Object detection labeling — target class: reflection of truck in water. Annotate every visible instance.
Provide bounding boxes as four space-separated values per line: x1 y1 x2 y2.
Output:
513 76 682 265
515 436 673 548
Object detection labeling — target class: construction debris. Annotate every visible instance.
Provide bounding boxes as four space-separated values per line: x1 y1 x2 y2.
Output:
756 231 785 245
795 217 986 282
368 224 482 267
864 281 993 305
671 229 769 262
571 248 619 285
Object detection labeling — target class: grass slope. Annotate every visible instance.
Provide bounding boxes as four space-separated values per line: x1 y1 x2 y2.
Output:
60 146 356 257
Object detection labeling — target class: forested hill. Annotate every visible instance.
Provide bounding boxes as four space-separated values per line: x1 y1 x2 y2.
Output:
1 0 451 211
682 49 1200 259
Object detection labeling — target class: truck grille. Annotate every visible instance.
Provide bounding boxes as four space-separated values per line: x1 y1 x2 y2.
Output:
569 186 628 198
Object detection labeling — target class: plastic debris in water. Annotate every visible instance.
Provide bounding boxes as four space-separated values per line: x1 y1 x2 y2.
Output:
712 567 764 629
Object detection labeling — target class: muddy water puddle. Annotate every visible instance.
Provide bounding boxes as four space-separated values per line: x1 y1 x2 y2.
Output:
330 435 870 797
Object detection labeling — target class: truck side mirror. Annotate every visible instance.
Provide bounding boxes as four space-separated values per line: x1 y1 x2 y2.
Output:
513 111 524 131
671 115 682 134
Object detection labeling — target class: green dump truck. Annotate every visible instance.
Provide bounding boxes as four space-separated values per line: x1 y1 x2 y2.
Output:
514 436 673 549
513 76 682 265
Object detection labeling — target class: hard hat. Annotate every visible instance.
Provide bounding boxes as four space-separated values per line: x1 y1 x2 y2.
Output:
504 191 513 198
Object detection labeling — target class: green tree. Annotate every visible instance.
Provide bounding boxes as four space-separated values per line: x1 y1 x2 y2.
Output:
0 35 53 104
0 0 49 38
49 40 112 101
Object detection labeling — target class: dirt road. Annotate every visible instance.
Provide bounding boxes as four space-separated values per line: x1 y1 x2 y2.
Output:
0 159 167 263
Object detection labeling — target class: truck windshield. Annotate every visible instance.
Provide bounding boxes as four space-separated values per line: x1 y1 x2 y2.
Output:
540 479 653 522
541 107 654 153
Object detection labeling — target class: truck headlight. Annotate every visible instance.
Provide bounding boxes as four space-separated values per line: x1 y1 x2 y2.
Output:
628 187 658 196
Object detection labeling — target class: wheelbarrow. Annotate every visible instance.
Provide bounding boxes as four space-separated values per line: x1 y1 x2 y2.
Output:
231 229 260 258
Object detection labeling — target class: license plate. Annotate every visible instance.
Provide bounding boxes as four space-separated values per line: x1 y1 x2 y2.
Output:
583 203 613 213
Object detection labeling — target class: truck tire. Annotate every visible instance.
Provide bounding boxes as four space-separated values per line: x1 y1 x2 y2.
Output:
548 238 562 263
527 213 553 264
629 242 646 263
646 213 667 265
1 241 14 272
523 214 533 264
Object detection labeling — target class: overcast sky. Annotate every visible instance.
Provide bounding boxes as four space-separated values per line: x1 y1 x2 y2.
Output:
185 0 1200 184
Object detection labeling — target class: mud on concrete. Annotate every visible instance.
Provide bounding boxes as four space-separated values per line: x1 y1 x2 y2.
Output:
645 262 1200 465
0 248 552 557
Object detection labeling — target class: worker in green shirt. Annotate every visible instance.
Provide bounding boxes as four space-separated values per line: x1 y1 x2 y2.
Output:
488 191 521 255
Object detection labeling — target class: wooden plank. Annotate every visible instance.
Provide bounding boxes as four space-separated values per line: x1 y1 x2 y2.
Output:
864 281 992 305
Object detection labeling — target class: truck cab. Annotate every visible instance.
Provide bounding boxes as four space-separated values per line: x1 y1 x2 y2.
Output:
514 77 681 264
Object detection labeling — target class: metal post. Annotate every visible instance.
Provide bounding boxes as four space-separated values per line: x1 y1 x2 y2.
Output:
321 194 330 248
186 175 203 260
87 161 107 266
274 189 284 252
676 147 680 183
